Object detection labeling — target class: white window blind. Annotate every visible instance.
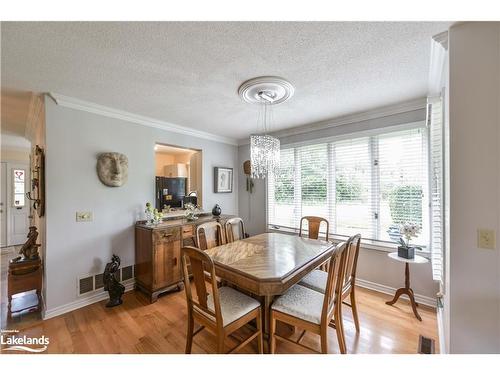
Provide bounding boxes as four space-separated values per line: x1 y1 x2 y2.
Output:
428 97 444 282
268 126 430 247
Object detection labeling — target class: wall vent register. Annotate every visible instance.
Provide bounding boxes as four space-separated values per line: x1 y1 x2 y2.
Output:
78 264 135 296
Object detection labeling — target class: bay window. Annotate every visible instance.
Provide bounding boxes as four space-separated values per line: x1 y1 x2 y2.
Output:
267 125 430 249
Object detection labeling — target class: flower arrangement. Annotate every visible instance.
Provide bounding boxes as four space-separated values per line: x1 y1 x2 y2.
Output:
184 203 198 221
397 222 421 259
152 208 163 224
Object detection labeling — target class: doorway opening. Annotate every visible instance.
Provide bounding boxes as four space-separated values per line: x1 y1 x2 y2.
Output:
154 144 202 213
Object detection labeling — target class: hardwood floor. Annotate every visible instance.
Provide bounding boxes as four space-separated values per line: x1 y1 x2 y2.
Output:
1 279 438 354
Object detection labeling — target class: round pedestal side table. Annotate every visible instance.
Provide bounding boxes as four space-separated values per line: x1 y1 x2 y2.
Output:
385 252 429 321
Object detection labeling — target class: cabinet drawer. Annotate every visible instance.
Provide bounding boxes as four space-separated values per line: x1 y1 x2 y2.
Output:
153 228 180 243
182 225 194 237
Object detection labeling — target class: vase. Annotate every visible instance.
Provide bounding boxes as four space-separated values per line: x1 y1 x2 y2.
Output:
398 246 415 259
212 204 221 217
145 211 153 225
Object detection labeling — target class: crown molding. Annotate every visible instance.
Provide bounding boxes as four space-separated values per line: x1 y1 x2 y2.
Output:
432 31 448 50
49 93 238 146
428 31 448 97
237 97 427 145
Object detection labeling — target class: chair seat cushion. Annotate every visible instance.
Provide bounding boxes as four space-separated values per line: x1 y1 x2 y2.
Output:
299 269 327 294
207 287 260 327
271 284 325 324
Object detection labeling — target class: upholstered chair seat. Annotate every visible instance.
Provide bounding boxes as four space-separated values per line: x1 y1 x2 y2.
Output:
299 269 328 294
207 287 261 327
272 284 326 324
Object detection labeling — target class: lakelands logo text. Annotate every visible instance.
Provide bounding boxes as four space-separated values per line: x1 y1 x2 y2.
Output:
1 330 49 353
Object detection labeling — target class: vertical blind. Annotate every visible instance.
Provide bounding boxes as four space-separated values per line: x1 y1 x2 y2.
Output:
428 97 444 282
268 126 430 247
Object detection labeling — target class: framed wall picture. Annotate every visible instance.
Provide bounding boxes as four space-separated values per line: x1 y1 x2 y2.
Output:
214 167 233 193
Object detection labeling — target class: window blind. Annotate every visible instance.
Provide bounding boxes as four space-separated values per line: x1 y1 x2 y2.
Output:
268 126 430 247
428 97 444 282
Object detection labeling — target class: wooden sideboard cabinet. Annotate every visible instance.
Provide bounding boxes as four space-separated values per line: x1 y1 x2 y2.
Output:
135 225 184 302
134 215 233 303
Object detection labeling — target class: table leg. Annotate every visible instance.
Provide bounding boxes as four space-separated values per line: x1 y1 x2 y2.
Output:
385 262 422 321
262 295 272 352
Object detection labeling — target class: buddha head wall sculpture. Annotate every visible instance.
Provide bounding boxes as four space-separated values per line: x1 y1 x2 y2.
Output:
96 152 128 187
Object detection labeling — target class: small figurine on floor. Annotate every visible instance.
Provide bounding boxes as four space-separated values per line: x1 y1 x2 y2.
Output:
103 254 125 307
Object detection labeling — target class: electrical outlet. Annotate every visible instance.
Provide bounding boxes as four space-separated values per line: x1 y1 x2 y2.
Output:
477 228 496 250
76 211 93 222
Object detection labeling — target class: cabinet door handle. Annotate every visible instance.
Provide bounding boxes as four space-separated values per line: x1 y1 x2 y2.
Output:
172 258 177 266
162 233 172 238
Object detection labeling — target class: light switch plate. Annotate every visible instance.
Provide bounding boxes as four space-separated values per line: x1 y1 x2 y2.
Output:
477 228 496 250
76 211 93 222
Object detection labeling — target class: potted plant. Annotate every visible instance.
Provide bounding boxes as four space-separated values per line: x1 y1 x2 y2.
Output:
397 222 421 259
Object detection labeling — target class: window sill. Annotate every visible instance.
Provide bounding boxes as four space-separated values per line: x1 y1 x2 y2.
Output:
267 226 431 259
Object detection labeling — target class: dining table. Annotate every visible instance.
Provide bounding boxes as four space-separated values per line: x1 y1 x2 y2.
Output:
204 232 336 347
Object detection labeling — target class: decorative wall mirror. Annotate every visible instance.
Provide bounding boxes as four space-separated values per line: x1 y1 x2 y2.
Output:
26 145 45 217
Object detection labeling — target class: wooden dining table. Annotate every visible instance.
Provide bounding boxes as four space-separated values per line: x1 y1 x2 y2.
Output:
204 232 335 346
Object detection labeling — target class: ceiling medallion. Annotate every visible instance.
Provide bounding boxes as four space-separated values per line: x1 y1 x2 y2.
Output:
238 76 294 179
238 76 295 105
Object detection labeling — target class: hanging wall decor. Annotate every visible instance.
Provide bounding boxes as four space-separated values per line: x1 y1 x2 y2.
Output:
96 152 128 187
26 145 45 217
214 167 233 193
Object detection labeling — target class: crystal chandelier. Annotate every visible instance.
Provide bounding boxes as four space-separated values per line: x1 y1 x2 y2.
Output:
238 77 294 179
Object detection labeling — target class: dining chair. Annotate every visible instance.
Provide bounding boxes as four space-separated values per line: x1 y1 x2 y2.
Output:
298 234 362 332
299 216 330 271
269 242 348 354
225 217 247 243
181 246 263 354
196 221 224 250
299 216 329 241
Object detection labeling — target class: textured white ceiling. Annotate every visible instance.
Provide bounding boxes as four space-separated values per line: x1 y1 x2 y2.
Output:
1 22 450 141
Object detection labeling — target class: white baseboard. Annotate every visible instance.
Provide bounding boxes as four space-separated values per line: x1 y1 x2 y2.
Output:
356 278 436 308
43 279 135 320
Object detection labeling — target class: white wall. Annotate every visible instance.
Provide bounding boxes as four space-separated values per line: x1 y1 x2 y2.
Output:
44 97 238 315
447 22 500 353
238 107 439 302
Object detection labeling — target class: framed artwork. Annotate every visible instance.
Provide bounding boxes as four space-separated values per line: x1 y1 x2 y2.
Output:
214 167 233 193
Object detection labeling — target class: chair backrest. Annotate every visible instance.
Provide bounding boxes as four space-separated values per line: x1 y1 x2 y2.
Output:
299 216 329 241
225 217 246 243
181 246 223 329
342 234 361 290
196 221 224 250
321 242 348 323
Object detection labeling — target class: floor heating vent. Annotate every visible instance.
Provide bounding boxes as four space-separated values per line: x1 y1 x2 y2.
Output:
122 265 133 281
79 276 94 295
78 265 135 296
94 273 104 289
418 335 435 354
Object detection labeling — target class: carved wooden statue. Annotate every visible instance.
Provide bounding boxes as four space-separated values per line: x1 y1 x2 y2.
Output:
12 226 40 263
103 254 125 307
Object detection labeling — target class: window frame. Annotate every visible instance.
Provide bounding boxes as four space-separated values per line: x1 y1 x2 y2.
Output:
266 120 431 254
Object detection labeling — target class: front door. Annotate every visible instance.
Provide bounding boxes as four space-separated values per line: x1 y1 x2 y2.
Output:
0 162 7 247
8 163 30 245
